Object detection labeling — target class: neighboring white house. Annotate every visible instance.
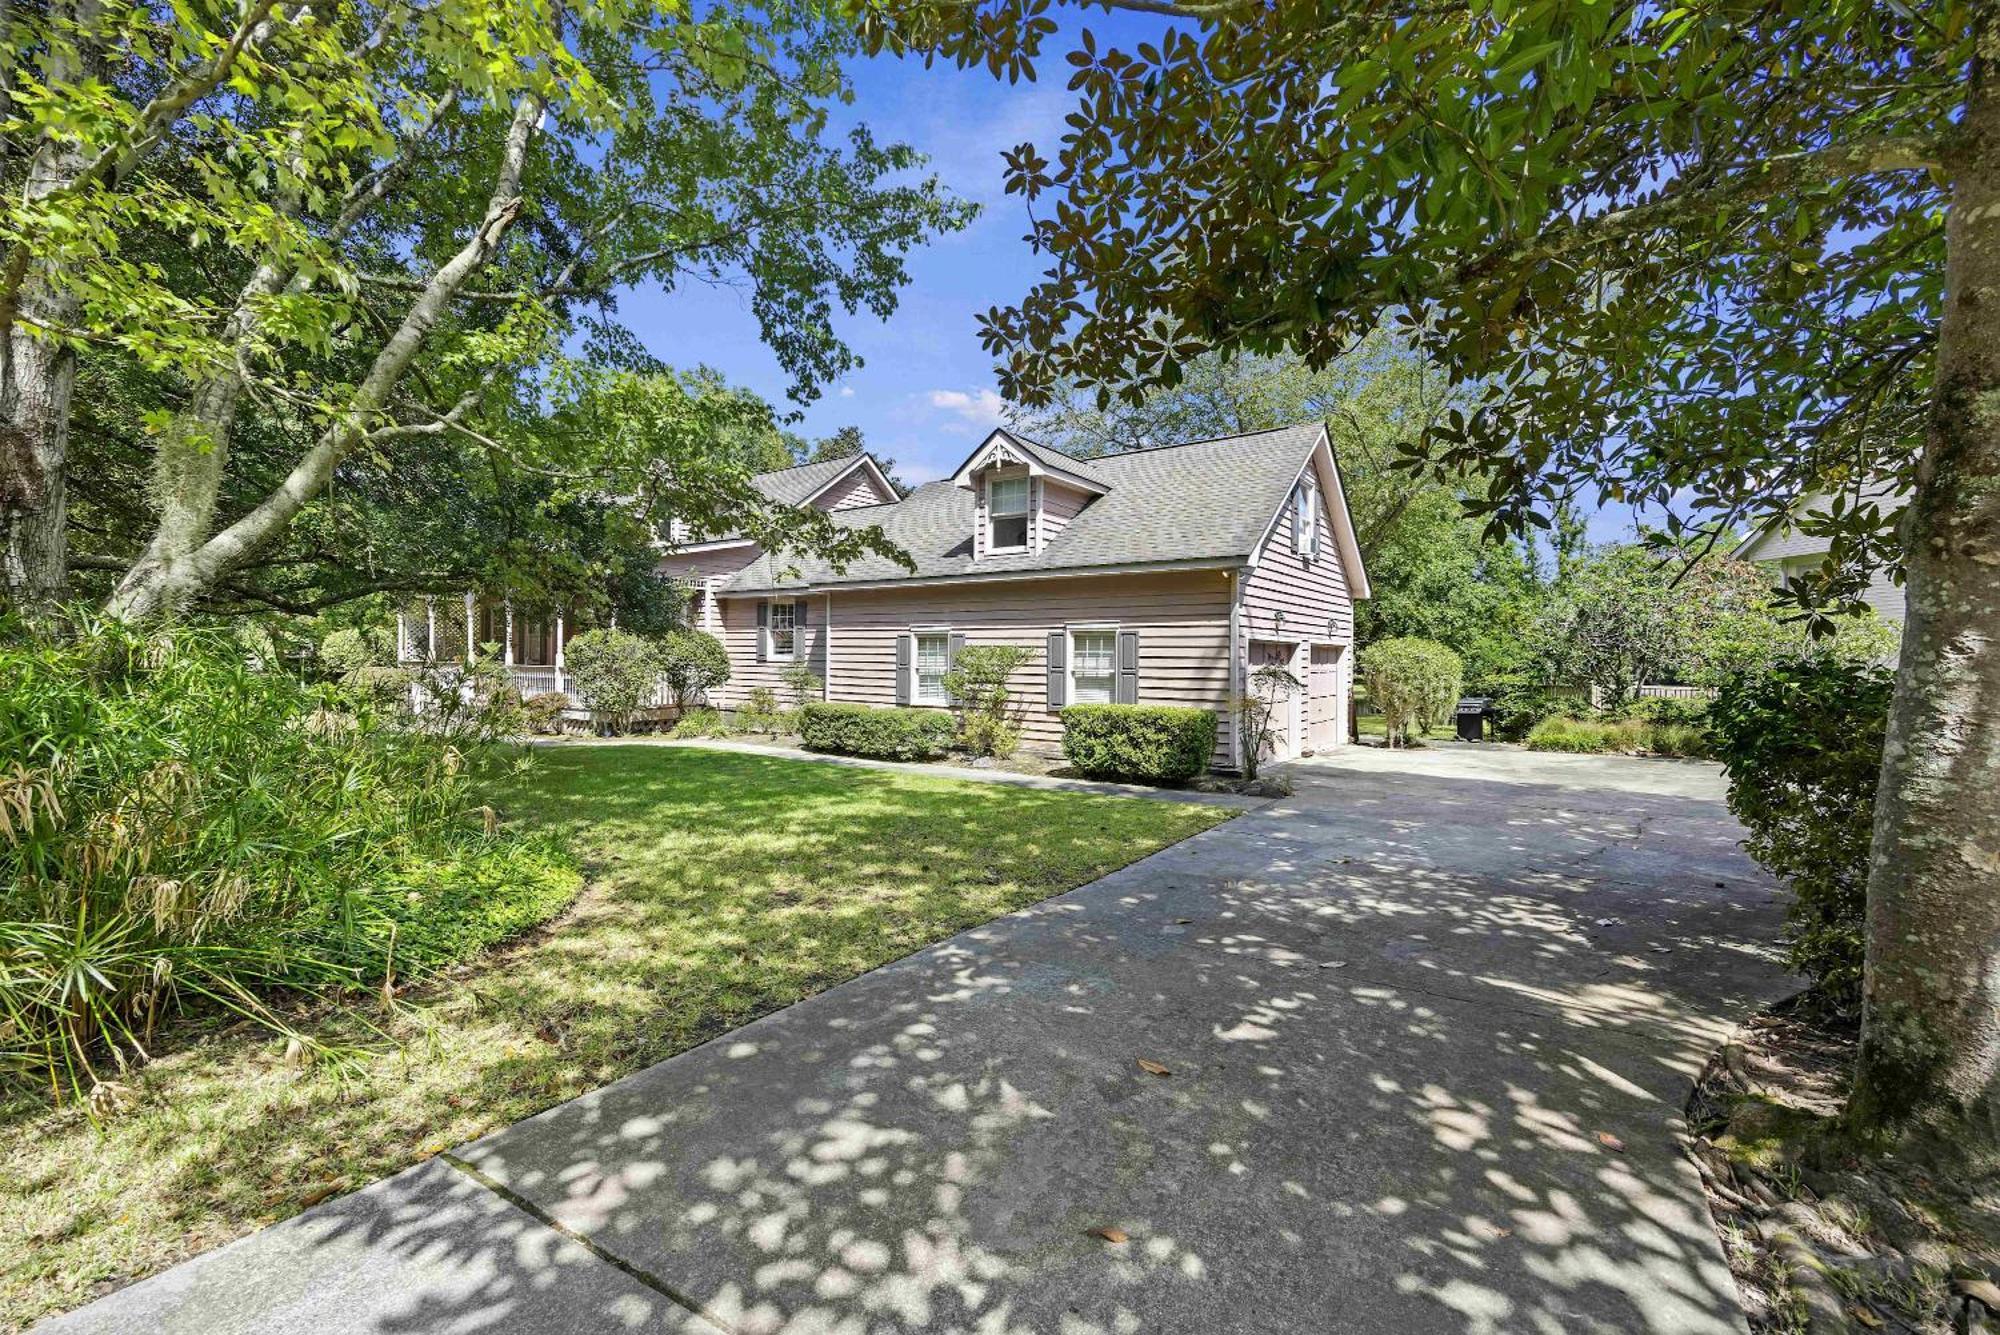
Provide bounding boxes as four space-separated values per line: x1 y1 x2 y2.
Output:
1732 485 1908 625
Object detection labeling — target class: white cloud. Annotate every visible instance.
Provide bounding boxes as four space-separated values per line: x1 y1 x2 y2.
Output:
926 388 1007 433
838 385 855 398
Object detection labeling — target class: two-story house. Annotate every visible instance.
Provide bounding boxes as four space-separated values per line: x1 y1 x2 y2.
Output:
660 423 1370 770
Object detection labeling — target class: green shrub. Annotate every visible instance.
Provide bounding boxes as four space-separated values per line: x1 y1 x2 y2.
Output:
318 626 390 679
1709 656 1892 1012
0 617 577 1103
669 706 731 738
778 662 823 709
800 702 955 761
563 628 660 734
1480 677 1568 742
1524 714 1710 758
945 643 1038 759
1622 695 1711 727
521 691 570 735
1059 704 1217 783
734 687 798 735
656 629 729 709
1524 716 1629 753
1359 637 1463 746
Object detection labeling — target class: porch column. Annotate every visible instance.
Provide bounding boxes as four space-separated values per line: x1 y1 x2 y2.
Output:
503 599 515 667
396 609 407 661
702 576 718 633
425 596 436 662
554 608 566 693
465 591 476 661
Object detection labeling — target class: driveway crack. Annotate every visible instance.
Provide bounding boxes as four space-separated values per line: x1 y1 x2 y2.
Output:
440 1152 738 1334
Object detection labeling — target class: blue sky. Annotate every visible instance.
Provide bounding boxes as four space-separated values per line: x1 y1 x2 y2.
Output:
624 18 1643 539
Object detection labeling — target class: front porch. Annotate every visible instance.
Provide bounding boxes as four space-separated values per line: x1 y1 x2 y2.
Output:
395 594 580 698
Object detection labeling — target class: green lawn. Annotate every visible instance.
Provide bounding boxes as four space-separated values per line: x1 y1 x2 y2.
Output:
0 744 1228 1331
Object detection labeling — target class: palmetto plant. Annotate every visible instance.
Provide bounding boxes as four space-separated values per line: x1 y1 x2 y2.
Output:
0 615 541 1105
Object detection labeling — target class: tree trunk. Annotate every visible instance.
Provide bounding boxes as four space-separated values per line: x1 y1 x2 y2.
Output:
0 0 97 612
0 294 76 609
1851 22 2000 1143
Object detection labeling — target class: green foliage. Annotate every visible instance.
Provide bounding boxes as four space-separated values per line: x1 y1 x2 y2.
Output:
1524 716 1708 758
19 0 971 616
0 617 576 1102
778 662 824 710
1710 657 1894 1012
1482 677 1569 742
1359 637 1463 748
561 629 660 734
1059 704 1217 784
734 687 797 735
800 703 955 761
1234 664 1300 779
944 643 1039 760
520 692 571 735
887 1 1946 623
657 629 730 710
317 627 386 680
668 706 732 739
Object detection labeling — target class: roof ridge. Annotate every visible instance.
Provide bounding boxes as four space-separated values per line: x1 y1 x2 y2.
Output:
750 454 864 483
1085 421 1320 462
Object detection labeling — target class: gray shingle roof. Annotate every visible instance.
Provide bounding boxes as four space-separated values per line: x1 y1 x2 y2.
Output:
722 423 1323 593
751 455 871 507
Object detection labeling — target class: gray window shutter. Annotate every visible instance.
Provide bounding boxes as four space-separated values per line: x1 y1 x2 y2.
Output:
1045 629 1067 709
1115 630 1140 704
895 633 914 705
756 600 769 662
947 631 966 668
793 599 809 661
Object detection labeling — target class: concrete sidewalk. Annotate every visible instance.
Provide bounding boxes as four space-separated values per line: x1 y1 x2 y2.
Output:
40 747 1790 1335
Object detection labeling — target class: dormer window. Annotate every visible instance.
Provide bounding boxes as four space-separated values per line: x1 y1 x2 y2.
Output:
988 475 1030 551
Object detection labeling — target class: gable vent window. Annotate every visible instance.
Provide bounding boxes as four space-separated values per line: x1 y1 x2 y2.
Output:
988 475 1030 551
1293 479 1320 560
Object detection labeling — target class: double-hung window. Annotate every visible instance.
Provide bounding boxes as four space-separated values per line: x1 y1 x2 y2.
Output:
988 475 1030 551
769 600 796 657
915 632 951 705
1071 629 1117 703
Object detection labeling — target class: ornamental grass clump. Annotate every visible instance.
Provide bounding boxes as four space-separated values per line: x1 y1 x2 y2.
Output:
0 616 576 1105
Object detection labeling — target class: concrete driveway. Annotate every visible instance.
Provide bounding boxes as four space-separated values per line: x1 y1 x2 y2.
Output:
41 745 1793 1335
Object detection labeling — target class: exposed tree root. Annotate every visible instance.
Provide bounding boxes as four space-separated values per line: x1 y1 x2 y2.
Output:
1688 997 2000 1333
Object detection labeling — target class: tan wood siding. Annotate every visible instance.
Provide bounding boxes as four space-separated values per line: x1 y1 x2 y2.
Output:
808 570 1234 762
1039 480 1093 550
713 595 826 706
1241 478 1354 646
814 467 895 511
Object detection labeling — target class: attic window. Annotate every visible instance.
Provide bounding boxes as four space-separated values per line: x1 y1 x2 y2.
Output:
988 475 1030 551
1293 479 1320 560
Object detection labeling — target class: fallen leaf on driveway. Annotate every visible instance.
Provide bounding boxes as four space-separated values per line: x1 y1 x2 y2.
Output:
1594 917 1622 927
1597 1131 1626 1152
1174 917 1192 924
1952 1277 2000 1310
1319 960 1347 969
1649 945 1674 954
1850 1306 1884 1329
1137 1059 1171 1077
1088 1226 1129 1244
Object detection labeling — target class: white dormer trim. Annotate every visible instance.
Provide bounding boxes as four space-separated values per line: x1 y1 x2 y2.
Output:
799 454 897 508
948 429 1111 497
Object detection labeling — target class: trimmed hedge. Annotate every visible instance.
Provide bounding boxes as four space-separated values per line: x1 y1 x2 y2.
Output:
1059 704 1217 783
1524 715 1710 758
800 702 955 761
